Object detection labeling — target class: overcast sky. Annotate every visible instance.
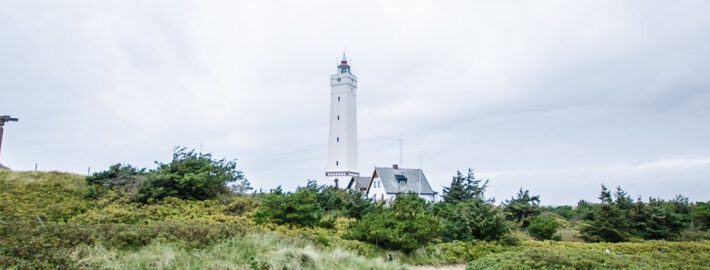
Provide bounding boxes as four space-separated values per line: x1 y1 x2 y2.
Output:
1 1 709 205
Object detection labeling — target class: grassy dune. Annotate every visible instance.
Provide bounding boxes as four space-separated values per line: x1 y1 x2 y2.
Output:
2 170 709 269
76 234 405 270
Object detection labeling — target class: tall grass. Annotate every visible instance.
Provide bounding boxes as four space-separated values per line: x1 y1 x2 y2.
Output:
76 233 407 270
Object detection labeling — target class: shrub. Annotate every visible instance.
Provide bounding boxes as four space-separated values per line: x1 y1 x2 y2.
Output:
436 199 510 242
0 171 89 222
135 148 250 202
71 197 254 224
255 184 323 227
527 214 560 240
86 163 147 192
317 185 372 219
225 195 258 216
467 240 710 270
348 193 440 253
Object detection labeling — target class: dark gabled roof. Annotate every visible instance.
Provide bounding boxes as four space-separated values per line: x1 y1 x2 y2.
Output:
347 176 372 190
373 167 435 195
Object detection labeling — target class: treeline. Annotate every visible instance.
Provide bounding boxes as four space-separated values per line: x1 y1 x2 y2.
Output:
82 149 709 253
547 186 708 242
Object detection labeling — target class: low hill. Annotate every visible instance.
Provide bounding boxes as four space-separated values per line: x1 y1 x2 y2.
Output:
1 170 709 269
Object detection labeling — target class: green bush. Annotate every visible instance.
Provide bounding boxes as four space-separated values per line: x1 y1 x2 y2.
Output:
71 197 254 224
255 183 323 227
224 195 259 216
527 214 560 240
467 240 710 270
86 163 147 192
405 241 520 265
135 148 250 202
317 185 372 219
436 200 510 242
348 193 440 253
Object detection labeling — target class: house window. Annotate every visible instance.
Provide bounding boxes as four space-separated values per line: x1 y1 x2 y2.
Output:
338 97 340 102
337 115 340 120
337 78 341 82
336 137 339 142
336 161 339 166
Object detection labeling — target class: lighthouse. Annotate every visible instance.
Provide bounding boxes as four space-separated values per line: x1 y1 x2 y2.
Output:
325 54 359 187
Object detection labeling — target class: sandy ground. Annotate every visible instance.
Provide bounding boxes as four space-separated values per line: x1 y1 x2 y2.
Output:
409 264 466 270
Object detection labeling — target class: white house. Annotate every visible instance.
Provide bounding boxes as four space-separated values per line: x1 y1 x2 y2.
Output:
359 165 437 203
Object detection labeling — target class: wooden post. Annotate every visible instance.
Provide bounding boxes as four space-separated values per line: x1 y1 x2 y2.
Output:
0 116 19 165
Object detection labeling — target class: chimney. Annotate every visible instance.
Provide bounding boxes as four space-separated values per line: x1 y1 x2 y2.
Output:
392 164 399 170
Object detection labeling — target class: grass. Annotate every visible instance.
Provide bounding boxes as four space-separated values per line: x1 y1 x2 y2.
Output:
75 233 407 270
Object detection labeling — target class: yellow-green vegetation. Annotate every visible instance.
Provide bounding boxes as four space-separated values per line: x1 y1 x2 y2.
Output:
467 240 710 270
0 170 398 269
76 234 406 270
0 171 89 222
2 167 710 269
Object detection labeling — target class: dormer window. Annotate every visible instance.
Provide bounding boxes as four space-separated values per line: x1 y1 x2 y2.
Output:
395 174 407 184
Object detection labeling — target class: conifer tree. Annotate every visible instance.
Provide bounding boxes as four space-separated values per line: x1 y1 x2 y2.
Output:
442 168 490 204
503 188 541 228
436 169 509 242
581 185 629 242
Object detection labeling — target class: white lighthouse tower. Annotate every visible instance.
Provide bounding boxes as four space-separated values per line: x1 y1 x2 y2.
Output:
325 54 359 187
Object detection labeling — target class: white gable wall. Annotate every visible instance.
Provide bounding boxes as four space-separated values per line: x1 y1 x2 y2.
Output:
367 173 393 202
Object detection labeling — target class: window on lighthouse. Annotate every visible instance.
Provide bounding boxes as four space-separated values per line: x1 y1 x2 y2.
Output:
336 161 339 166
337 115 340 120
337 97 340 102
336 137 339 142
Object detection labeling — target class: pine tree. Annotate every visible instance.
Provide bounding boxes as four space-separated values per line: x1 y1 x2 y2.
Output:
442 168 490 204
581 185 629 242
442 171 467 204
436 169 509 242
503 188 541 228
613 186 633 232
